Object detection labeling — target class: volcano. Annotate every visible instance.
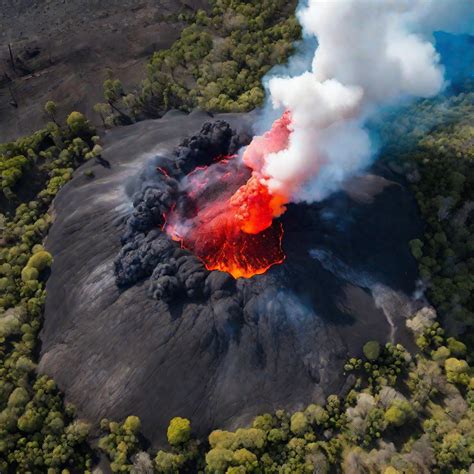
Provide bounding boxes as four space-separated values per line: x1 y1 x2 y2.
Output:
39 111 423 447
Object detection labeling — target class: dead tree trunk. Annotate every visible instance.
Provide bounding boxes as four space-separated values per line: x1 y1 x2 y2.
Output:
8 43 16 73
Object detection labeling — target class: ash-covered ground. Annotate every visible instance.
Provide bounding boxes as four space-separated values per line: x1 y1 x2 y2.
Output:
39 111 423 446
0 0 207 141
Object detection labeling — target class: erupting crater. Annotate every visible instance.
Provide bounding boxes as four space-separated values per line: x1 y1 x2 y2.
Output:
163 112 292 279
164 159 286 279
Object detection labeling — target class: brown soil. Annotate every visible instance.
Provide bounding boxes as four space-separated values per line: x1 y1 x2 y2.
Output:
0 0 207 142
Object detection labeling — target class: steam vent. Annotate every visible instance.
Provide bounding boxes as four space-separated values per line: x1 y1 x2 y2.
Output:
40 111 423 445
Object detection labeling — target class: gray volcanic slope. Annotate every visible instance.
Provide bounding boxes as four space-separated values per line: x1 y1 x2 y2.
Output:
39 110 422 446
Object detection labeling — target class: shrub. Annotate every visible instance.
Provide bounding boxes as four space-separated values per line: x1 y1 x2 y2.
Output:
206 447 234 472
167 417 191 446
44 100 57 121
445 358 470 385
26 250 53 271
446 337 467 357
290 411 309 436
363 341 381 361
7 386 30 407
0 117 96 472
66 111 90 135
155 450 186 472
209 430 237 449
21 266 39 282
123 415 141 433
431 346 450 362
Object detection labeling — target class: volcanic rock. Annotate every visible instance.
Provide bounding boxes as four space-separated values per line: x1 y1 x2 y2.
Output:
39 111 423 446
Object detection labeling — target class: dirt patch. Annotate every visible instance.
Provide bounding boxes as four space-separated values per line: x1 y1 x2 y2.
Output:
0 0 207 141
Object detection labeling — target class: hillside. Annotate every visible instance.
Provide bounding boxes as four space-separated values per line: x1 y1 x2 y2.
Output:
0 0 207 141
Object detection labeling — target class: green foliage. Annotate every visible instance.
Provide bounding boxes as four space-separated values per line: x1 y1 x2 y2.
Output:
363 340 381 361
431 345 451 362
0 376 92 472
0 154 31 197
26 250 53 271
415 321 446 352
98 324 473 474
155 450 186 473
44 101 57 123
153 419 199 473
384 400 415 427
378 87 474 355
0 116 97 472
98 416 143 472
409 238 424 259
123 415 141 433
66 111 92 135
290 411 309 436
98 0 301 125
346 343 411 392
103 79 124 103
447 337 467 357
167 417 191 446
444 357 470 386
20 266 39 283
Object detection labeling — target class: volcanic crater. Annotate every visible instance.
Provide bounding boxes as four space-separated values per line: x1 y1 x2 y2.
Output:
39 110 423 446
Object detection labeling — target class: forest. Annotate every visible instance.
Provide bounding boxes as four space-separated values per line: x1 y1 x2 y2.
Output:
95 0 301 126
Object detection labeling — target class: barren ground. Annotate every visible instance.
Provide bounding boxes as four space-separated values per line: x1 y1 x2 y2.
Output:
0 0 207 141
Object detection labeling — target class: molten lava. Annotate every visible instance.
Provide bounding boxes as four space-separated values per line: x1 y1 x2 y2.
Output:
231 176 287 235
165 113 292 279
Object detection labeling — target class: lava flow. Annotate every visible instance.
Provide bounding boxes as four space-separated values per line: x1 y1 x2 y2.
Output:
165 113 292 279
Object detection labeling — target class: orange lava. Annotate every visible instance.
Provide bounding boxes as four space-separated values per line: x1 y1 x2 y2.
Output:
170 206 285 279
166 112 291 279
230 176 287 234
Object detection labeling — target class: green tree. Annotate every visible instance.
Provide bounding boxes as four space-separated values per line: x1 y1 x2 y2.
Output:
290 412 309 436
66 111 89 135
44 100 58 124
167 417 191 446
363 341 381 361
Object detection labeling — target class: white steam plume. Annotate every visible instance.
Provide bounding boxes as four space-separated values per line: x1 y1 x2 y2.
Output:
261 0 474 203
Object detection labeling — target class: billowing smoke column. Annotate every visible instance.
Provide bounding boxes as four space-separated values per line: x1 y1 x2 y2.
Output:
248 0 474 206
166 0 473 279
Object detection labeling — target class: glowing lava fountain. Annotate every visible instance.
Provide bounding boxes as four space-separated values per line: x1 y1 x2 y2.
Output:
165 113 292 279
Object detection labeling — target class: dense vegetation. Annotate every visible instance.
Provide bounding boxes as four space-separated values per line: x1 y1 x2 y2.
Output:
0 112 100 472
95 0 302 126
378 82 474 356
